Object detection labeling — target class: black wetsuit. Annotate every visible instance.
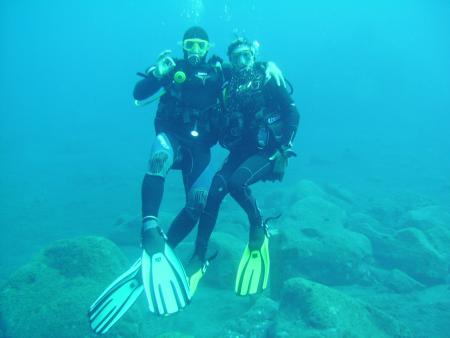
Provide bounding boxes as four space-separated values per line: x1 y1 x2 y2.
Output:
194 64 300 258
134 57 229 247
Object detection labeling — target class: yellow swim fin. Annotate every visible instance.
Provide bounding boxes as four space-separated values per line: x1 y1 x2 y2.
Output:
235 235 270 296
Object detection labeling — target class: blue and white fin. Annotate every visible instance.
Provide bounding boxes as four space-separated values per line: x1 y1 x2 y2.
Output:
88 259 144 334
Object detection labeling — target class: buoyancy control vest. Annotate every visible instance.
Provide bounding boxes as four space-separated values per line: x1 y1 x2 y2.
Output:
155 59 223 146
219 63 286 151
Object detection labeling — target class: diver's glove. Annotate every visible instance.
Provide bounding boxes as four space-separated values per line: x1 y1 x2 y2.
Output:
208 54 224 65
152 50 176 78
269 145 297 181
265 61 286 87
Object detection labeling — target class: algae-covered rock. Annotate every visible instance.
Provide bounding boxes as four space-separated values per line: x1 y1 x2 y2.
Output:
364 193 432 229
205 232 244 290
288 179 328 204
421 225 450 259
273 196 373 285
285 179 357 212
322 183 357 210
373 227 447 285
400 206 450 259
261 188 289 210
286 195 347 232
215 210 248 241
345 212 392 238
107 211 175 247
400 205 450 230
0 236 147 338
156 332 195 338
221 297 278 338
348 212 448 285
273 218 373 286
378 269 425 294
278 277 411 338
107 216 141 247
367 201 405 228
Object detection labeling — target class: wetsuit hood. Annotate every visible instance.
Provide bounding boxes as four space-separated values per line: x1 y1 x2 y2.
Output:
182 26 210 65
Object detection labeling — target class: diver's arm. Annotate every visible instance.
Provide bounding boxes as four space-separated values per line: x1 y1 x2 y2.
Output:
264 62 286 87
133 51 176 100
266 78 300 146
133 69 164 100
206 55 233 83
221 63 233 81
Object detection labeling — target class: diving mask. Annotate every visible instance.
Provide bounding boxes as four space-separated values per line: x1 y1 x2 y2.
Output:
229 47 255 70
183 38 210 54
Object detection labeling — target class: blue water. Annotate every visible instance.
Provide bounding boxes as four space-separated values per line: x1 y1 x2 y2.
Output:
1 0 450 335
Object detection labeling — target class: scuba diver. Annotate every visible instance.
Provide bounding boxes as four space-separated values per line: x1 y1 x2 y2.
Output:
88 27 285 335
191 37 300 297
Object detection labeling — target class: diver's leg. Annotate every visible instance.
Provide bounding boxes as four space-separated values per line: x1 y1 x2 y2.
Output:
166 145 213 248
187 154 240 295
139 134 191 314
141 133 175 229
192 172 228 259
192 154 241 259
185 170 230 296
227 154 273 247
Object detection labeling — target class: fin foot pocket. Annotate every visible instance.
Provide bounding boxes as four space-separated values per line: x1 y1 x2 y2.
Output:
141 237 191 315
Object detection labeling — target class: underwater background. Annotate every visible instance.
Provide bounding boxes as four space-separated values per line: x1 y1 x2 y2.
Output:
1 0 449 337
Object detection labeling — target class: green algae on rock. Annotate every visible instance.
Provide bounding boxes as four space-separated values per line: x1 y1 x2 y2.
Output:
279 277 412 338
0 236 147 338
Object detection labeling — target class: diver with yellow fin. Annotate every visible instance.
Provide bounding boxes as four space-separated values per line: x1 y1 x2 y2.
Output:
192 37 300 296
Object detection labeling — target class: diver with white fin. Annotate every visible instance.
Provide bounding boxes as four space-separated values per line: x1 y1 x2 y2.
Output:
88 28 286 334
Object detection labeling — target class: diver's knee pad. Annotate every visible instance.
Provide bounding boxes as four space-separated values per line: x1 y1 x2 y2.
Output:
185 188 208 220
147 150 172 178
147 133 174 178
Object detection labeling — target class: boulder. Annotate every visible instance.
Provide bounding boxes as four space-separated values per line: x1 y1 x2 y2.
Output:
345 212 393 237
285 195 347 232
0 236 147 338
288 180 328 204
422 225 450 260
273 226 373 286
400 205 450 230
346 213 448 285
373 268 425 294
156 333 194 338
261 188 289 211
107 211 176 247
366 198 407 228
286 179 358 212
277 277 411 337
221 297 278 338
373 227 447 285
400 206 450 259
322 182 357 208
273 199 372 286
215 208 248 240
201 232 244 290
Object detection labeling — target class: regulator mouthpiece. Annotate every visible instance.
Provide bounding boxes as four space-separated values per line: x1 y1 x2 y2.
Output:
188 54 201 65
